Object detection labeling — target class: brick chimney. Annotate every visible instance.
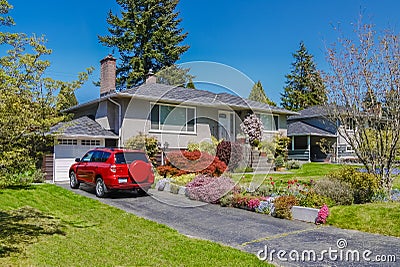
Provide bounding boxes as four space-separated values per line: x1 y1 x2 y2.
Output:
100 55 116 96
145 69 157 84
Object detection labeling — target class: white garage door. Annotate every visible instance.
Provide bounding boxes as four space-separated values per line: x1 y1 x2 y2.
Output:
54 144 92 182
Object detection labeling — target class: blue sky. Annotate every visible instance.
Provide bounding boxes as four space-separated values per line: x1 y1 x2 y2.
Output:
7 0 400 105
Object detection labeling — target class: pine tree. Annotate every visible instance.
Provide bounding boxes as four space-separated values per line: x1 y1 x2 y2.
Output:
248 81 276 106
281 42 327 111
56 85 78 112
99 0 189 89
186 78 196 89
156 64 194 87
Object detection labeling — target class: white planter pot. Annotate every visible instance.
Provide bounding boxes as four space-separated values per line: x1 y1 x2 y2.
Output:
291 206 319 223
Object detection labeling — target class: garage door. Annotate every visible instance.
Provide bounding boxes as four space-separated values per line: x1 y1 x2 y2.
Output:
54 145 91 182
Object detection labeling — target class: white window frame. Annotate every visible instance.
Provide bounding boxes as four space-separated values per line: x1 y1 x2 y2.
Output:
256 113 280 132
57 139 78 145
81 140 101 146
149 102 196 134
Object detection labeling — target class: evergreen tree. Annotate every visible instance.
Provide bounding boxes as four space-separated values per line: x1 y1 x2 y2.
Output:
56 85 78 112
186 78 196 89
156 64 194 87
362 88 379 111
281 42 327 111
248 81 276 106
99 0 189 89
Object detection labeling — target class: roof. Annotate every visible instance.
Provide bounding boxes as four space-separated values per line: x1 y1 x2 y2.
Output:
287 120 337 137
49 116 118 139
287 106 329 120
66 83 298 115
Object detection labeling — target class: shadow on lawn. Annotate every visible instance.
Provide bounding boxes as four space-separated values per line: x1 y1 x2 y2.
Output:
0 206 65 257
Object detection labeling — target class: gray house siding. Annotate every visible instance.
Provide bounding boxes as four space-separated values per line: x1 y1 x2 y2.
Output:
121 99 218 148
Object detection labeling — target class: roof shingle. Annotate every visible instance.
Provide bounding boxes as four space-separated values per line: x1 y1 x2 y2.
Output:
49 116 118 138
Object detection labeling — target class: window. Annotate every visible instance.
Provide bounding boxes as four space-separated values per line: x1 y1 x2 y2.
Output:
257 113 279 131
81 151 94 162
115 152 149 164
150 103 196 133
57 139 77 145
90 151 111 162
81 140 101 146
345 118 356 131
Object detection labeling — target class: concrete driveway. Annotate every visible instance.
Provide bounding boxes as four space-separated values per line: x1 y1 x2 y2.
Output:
57 182 399 267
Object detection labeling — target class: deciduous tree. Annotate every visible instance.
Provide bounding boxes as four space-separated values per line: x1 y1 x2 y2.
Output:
325 19 400 195
0 1 92 186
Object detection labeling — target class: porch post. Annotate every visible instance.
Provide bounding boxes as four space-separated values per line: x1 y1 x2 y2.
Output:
291 136 295 151
307 135 311 162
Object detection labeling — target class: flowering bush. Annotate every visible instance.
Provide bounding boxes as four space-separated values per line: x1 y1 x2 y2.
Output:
240 114 263 147
186 175 235 203
255 197 276 215
315 204 329 224
247 198 261 210
391 189 400 202
157 150 227 177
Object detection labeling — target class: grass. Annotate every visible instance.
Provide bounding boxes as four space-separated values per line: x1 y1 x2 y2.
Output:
233 162 345 185
0 184 270 266
327 202 400 237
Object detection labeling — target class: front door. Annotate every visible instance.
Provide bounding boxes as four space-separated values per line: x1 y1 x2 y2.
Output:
218 111 235 141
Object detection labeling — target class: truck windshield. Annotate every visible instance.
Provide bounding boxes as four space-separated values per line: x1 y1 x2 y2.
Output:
115 152 149 164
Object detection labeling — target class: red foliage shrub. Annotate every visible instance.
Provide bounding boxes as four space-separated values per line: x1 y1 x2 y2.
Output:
158 150 227 177
216 141 243 171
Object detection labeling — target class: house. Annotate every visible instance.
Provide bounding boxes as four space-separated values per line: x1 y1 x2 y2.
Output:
287 106 356 162
48 55 297 182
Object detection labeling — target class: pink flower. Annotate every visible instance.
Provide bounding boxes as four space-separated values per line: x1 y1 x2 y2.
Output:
316 204 329 224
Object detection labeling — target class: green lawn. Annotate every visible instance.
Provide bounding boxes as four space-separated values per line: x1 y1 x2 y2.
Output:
0 184 270 267
234 163 345 185
328 202 400 237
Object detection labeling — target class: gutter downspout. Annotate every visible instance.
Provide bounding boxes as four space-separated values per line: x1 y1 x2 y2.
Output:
108 98 122 147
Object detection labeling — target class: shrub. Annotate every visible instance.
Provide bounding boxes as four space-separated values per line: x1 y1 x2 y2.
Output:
158 150 227 177
187 137 220 155
255 197 276 215
125 133 159 164
219 193 234 207
274 156 285 168
216 141 243 171
240 114 263 148
247 198 261 210
273 195 298 220
297 191 335 209
171 173 196 186
314 178 354 205
286 160 301 170
327 166 379 204
231 194 264 210
156 165 185 177
186 175 235 203
315 204 329 224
